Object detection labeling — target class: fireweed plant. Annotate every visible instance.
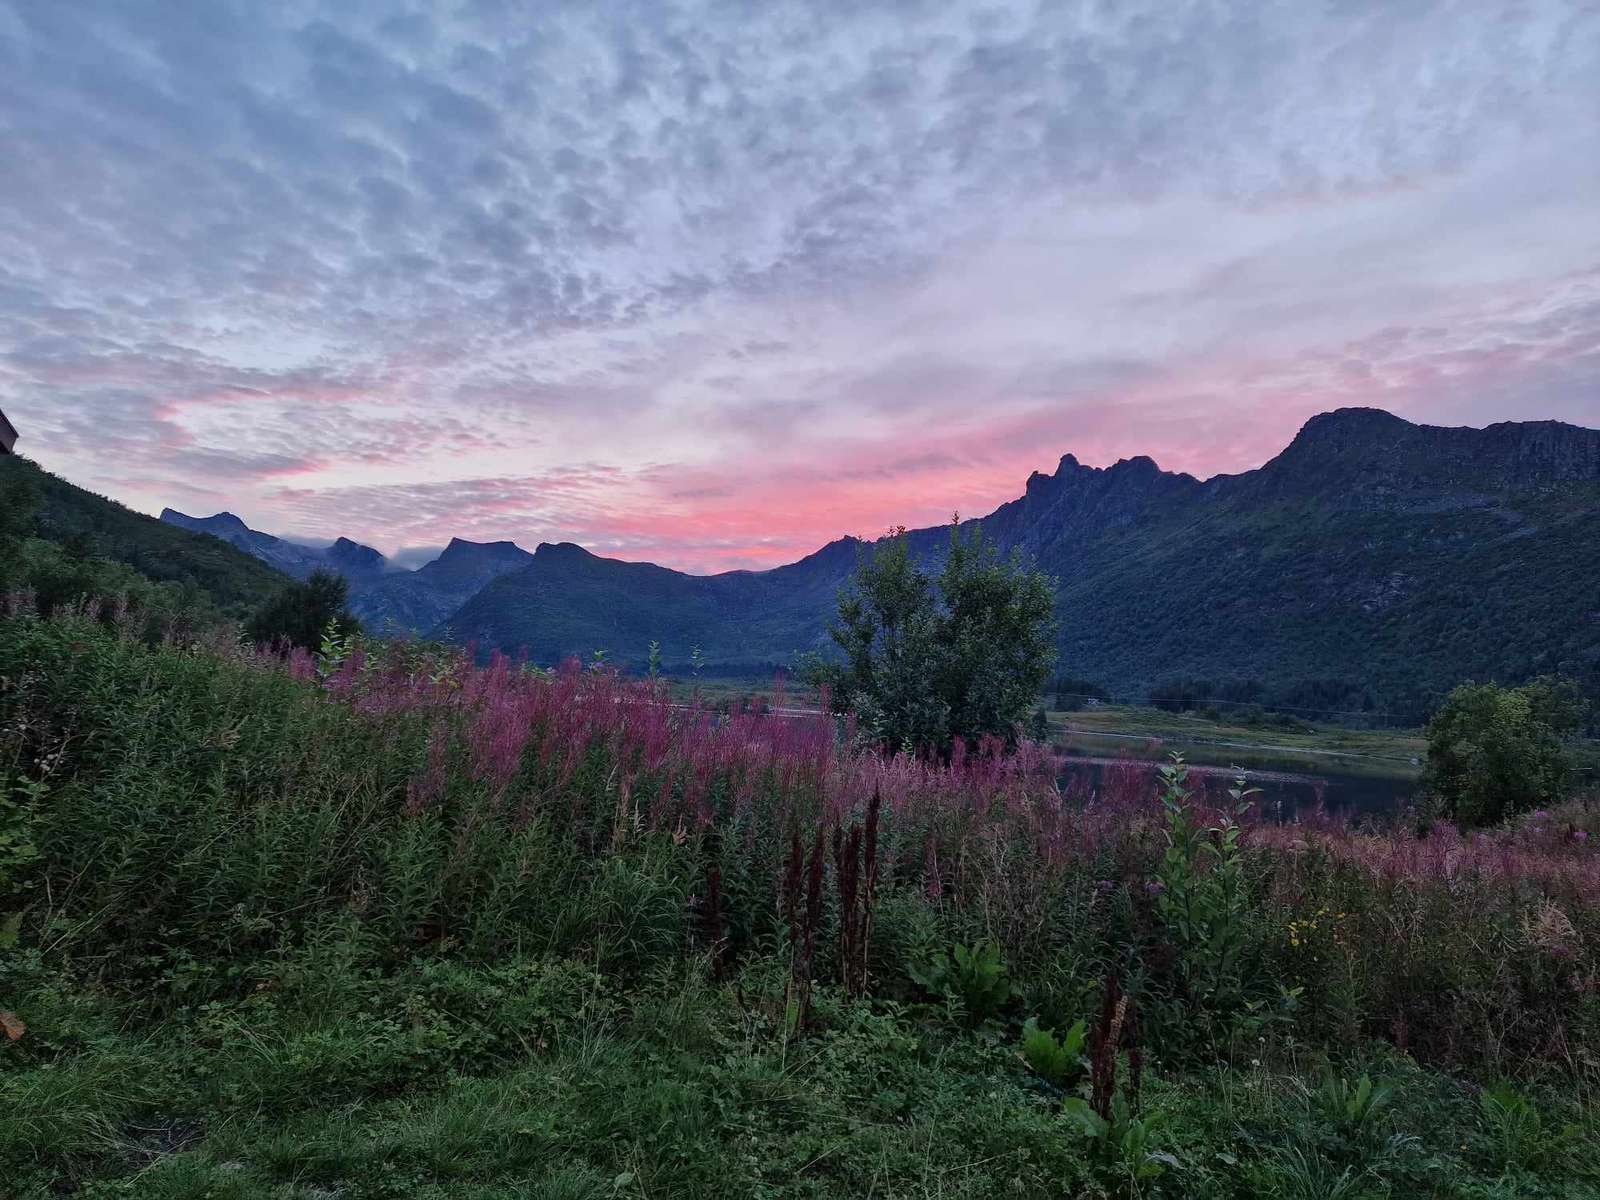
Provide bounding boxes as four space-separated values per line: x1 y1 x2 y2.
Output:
2 607 1600 1196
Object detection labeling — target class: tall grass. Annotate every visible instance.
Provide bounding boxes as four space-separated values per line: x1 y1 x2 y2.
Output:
3 611 1599 1075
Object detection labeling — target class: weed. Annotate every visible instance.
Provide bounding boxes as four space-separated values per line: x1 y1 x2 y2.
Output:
909 939 1012 1025
1063 1091 1179 1197
1020 1016 1086 1088
1476 1080 1578 1173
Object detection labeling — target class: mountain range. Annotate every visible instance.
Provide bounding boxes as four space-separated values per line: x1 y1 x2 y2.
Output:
160 509 391 584
162 408 1600 714
350 537 534 634
154 509 537 637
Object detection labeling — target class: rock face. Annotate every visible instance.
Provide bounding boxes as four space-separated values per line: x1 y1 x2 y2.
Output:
325 537 389 582
437 408 1600 711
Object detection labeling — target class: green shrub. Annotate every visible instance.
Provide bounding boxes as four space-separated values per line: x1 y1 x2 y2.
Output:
801 522 1057 753
1424 678 1586 826
247 568 361 651
1020 1016 1086 1087
1063 1090 1179 1194
909 939 1012 1025
1150 757 1291 1055
1476 1081 1578 1173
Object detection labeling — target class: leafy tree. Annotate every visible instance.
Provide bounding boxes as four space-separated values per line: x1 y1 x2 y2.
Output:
247 569 360 652
1424 677 1586 826
803 522 1056 753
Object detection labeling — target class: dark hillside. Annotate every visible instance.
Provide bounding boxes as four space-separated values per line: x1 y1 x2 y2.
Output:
2 454 289 615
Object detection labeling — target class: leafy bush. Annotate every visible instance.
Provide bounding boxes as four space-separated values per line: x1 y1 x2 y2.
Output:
1476 1081 1578 1173
247 568 361 652
1020 1016 1086 1087
1424 677 1586 826
1313 1072 1392 1145
1062 1092 1178 1194
909 940 1012 1024
1150 757 1289 1055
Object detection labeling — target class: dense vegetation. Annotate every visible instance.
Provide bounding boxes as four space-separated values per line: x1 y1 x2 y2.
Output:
1425 678 1589 827
0 454 290 620
3 611 1598 1197
802 525 1056 753
247 568 363 652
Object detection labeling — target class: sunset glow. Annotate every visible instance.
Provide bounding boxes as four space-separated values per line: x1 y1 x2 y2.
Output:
3 2 1597 570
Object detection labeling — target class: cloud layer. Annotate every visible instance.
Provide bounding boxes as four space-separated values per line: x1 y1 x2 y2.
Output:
2 0 1597 569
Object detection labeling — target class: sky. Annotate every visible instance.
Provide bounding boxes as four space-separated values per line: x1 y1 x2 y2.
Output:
2 1 1598 573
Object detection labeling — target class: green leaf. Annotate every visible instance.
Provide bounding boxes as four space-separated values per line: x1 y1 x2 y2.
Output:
1062 1097 1107 1139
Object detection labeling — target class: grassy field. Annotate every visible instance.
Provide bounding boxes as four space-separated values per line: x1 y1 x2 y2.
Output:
1047 706 1429 785
1047 704 1425 760
6 618 1600 1197
11 947 1596 1199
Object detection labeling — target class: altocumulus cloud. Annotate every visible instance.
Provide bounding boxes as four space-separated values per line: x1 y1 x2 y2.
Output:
0 0 1596 569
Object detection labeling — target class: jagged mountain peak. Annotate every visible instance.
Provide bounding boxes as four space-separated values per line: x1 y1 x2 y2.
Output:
159 509 386 581
324 537 388 578
344 535 533 635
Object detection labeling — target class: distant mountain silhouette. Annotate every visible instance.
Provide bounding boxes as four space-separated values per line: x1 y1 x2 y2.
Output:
350 538 535 635
440 408 1600 710
159 510 390 583
155 511 542 636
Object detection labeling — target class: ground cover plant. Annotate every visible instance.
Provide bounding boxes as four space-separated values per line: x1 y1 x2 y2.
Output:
3 609 1599 1197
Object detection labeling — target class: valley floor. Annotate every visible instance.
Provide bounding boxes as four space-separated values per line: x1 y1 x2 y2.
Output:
1046 704 1429 766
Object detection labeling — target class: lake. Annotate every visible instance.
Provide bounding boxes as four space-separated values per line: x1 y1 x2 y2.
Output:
1056 730 1421 822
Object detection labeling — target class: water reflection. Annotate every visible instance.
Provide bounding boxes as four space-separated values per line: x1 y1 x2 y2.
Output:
1056 743 1419 822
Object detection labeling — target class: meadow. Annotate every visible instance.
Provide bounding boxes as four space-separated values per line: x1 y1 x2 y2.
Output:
3 609 1599 1198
